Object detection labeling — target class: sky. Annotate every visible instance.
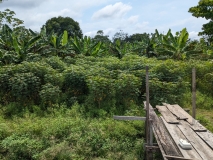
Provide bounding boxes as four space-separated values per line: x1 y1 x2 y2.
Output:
0 0 209 40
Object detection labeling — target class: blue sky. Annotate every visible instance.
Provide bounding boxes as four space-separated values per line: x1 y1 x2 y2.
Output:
0 0 208 40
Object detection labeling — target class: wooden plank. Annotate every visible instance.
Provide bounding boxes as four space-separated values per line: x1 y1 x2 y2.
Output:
113 116 146 121
178 121 213 160
160 117 202 160
196 130 213 150
189 121 207 132
164 104 207 131
152 125 168 160
164 155 199 160
163 103 188 120
144 102 182 157
156 105 179 124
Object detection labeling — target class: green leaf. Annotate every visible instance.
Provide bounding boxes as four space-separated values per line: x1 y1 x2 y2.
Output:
62 30 68 46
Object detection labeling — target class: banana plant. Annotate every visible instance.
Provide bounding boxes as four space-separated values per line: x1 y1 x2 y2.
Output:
0 24 42 64
70 35 105 56
109 39 137 58
0 24 18 64
156 28 199 60
48 30 74 58
12 33 41 62
136 33 157 57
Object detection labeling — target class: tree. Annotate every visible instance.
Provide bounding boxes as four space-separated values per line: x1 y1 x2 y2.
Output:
112 30 128 43
93 30 111 43
126 33 150 43
189 0 213 42
0 9 24 28
44 16 83 38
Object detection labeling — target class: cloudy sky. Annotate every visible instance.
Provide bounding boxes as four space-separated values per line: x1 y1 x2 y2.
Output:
0 0 208 40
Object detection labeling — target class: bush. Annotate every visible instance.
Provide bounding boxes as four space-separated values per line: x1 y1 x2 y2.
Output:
85 76 116 117
63 67 88 106
39 83 61 108
9 72 40 104
115 73 141 113
1 134 44 160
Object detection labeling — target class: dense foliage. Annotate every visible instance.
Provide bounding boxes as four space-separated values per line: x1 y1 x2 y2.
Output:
0 5 213 159
189 0 213 42
44 16 83 38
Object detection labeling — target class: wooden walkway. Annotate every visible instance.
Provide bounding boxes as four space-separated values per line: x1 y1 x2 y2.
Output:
146 102 213 160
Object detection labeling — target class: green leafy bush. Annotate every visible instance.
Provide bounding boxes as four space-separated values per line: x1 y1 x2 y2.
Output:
115 73 141 112
45 56 67 72
63 67 88 106
9 72 40 103
39 83 61 108
85 76 116 116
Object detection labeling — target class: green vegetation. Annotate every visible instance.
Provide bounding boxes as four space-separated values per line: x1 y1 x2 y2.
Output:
189 0 213 43
0 1 213 159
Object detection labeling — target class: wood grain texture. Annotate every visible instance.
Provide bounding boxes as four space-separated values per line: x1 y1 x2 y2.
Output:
152 125 168 160
156 105 179 124
160 117 202 160
178 121 213 160
113 116 146 121
196 130 213 150
144 102 182 157
163 103 188 120
163 103 206 131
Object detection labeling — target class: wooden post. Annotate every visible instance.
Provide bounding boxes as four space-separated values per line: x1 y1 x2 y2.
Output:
146 66 150 145
192 68 196 120
146 66 152 160
150 123 153 146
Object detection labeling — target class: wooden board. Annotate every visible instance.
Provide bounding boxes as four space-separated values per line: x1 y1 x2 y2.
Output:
164 104 206 131
152 125 168 160
164 155 199 160
156 105 179 124
113 116 146 121
196 130 213 150
163 103 188 120
189 122 207 132
178 121 213 160
144 102 182 157
160 117 202 160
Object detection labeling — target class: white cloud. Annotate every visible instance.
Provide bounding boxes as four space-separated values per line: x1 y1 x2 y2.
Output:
85 31 96 37
0 0 50 9
23 9 80 31
189 31 200 40
104 28 115 35
92 2 132 20
127 15 139 24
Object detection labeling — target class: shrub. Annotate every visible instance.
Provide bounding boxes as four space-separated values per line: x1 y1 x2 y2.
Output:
85 76 116 116
45 56 67 72
9 72 40 104
39 83 61 108
1 134 44 160
115 73 141 113
63 67 88 106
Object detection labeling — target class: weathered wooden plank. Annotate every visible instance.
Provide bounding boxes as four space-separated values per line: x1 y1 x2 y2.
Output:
113 116 146 121
163 104 207 131
163 103 188 120
196 130 213 150
189 122 207 132
178 121 213 160
143 102 182 157
164 155 199 160
160 117 202 160
156 105 179 124
152 125 168 160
